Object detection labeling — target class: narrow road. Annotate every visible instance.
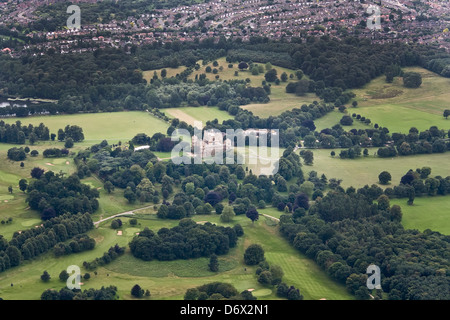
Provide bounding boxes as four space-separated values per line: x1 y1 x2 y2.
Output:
93 205 155 226
261 214 280 222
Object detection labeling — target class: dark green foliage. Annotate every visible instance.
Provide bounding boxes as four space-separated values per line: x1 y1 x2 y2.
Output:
0 213 93 274
340 115 353 126
208 254 219 272
378 171 392 185
53 234 96 257
131 284 144 298
41 286 118 300
244 244 265 265
26 172 99 218
7 147 26 161
402 72 422 88
279 186 450 300
82 244 126 271
42 148 69 158
184 282 241 300
129 219 242 261
40 270 51 282
0 121 50 144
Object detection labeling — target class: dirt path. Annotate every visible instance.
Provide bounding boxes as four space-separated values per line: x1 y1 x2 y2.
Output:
93 205 155 226
164 109 199 127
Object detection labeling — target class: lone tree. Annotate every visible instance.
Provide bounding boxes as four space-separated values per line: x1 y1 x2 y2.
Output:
403 72 422 88
444 109 450 119
246 207 259 224
300 150 314 165
208 254 219 272
244 244 265 265
340 115 354 126
104 181 115 194
378 171 392 185
131 284 144 298
238 62 249 70
19 179 28 193
30 167 45 179
264 69 278 82
41 271 51 282
59 270 69 282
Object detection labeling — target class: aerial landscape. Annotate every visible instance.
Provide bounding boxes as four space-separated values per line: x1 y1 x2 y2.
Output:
0 0 449 307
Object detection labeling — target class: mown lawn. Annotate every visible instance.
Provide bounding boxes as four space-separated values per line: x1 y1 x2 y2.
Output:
161 106 233 127
350 67 450 133
301 148 450 189
390 196 450 235
2 111 170 144
0 211 353 300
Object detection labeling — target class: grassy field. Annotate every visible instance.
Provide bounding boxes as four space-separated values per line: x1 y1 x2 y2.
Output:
2 111 170 144
350 67 450 133
300 148 450 189
1 62 449 301
391 196 450 235
314 109 373 132
144 57 320 118
0 212 353 300
161 106 233 127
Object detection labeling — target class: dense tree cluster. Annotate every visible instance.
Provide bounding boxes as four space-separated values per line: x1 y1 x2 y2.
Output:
184 282 256 300
383 168 450 200
129 218 243 261
146 80 269 109
0 120 50 144
41 285 118 300
2 35 443 120
25 171 100 219
377 126 450 157
7 147 27 161
279 188 450 300
0 213 93 273
83 244 126 270
42 148 69 158
53 234 96 257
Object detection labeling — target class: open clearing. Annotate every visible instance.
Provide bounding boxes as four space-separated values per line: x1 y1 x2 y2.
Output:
161 106 233 126
0 213 353 300
391 196 450 235
2 111 170 144
350 67 450 133
301 148 450 189
145 57 320 118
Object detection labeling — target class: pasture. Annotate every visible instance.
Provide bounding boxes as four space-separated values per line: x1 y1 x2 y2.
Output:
391 196 450 235
144 57 321 118
161 106 233 127
350 67 450 133
0 212 353 300
2 111 170 144
300 148 450 189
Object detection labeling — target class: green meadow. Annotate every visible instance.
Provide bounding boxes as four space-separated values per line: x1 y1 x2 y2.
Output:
350 67 450 133
144 57 320 118
301 148 450 189
2 111 170 144
391 196 450 235
161 106 233 127
0 213 353 300
1 60 450 301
